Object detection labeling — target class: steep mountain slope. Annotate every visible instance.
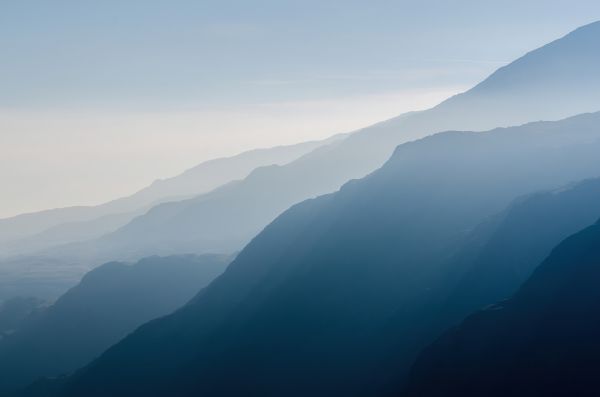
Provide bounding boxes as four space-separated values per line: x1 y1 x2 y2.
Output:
376 176 600 393
440 177 600 321
53 112 600 397
56 21 600 263
404 219 600 397
0 136 338 250
0 254 229 395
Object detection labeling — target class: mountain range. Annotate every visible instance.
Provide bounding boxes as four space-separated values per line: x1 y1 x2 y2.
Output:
3 20 600 397
74 21 600 262
0 136 342 300
0 136 341 254
44 110 600 397
6 21 600 302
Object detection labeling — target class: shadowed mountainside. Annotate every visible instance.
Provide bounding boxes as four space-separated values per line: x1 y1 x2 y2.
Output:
440 177 600 322
0 254 229 395
404 219 600 397
375 176 600 394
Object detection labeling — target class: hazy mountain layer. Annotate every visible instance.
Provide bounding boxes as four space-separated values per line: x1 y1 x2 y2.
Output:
0 254 229 395
51 21 600 264
0 137 339 250
0 297 45 341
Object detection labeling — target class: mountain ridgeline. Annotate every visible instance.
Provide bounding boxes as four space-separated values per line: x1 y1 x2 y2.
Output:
43 111 600 397
0 136 340 254
0 136 342 300
10 21 600 272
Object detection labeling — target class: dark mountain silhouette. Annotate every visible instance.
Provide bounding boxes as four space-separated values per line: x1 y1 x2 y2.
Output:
45 111 600 397
45 21 600 263
404 219 600 397
0 254 229 395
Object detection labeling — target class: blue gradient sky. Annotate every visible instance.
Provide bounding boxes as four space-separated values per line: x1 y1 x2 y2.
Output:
1 1 600 217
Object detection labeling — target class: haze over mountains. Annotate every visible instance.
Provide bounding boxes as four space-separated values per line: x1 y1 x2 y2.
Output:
4 21 600 300
0 136 342 299
3 18 600 397
0 136 339 253
83 21 600 263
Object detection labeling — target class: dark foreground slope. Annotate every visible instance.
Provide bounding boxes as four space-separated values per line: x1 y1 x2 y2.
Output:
376 176 600 393
405 219 600 397
0 254 228 395
440 177 600 323
47 112 600 397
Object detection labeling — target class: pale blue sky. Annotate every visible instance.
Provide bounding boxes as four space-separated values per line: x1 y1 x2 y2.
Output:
1 1 600 217
3 0 600 108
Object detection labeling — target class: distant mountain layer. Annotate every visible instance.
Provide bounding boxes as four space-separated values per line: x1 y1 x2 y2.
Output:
46 20 600 264
52 111 600 397
0 297 45 341
404 219 600 397
0 136 341 249
0 254 229 395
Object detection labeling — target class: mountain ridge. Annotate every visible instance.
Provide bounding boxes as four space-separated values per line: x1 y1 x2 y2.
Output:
54 110 600 397
0 135 344 248
25 22 600 269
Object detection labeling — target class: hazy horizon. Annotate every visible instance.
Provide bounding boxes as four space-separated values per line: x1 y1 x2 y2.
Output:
2 1 600 218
